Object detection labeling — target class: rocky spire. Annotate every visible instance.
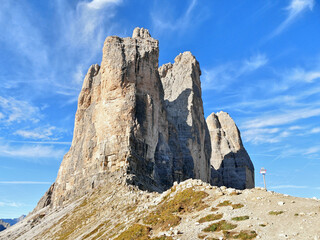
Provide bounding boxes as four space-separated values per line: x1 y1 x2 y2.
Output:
206 111 255 189
159 51 211 183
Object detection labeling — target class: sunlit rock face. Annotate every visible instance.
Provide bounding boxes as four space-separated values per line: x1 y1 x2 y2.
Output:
206 111 255 189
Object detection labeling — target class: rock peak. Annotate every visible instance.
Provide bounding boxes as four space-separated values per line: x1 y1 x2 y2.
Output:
32 28 254 210
132 27 151 38
206 111 254 189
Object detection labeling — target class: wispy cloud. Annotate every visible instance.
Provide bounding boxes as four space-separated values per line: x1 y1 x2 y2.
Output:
0 1 48 68
0 144 66 160
287 67 320 83
269 185 308 189
86 0 122 10
242 128 282 144
242 107 320 129
14 126 61 140
305 146 320 155
8 140 71 145
270 0 314 38
0 201 22 207
0 96 41 124
202 53 268 91
310 127 320 134
151 0 208 35
0 181 52 185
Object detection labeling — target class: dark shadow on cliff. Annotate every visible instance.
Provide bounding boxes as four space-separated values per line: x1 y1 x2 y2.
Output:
210 149 254 190
127 88 205 193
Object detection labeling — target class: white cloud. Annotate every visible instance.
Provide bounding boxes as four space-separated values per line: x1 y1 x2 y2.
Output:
202 54 268 91
288 68 320 83
288 125 303 130
0 201 22 207
86 0 122 10
305 146 320 155
0 1 48 69
310 127 320 133
242 107 320 129
0 96 41 124
0 181 51 184
151 0 207 34
242 54 269 72
271 0 314 37
270 185 308 189
8 140 71 145
0 144 66 159
14 126 59 140
242 128 281 144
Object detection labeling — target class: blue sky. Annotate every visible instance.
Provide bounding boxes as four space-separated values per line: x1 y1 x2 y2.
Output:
0 0 319 218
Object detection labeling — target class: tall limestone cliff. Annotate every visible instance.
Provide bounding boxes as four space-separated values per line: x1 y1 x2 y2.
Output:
206 111 254 189
41 28 215 208
34 27 254 211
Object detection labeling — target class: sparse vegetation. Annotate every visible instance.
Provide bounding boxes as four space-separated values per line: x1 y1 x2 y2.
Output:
234 230 257 239
231 216 249 221
82 221 110 239
223 230 257 239
199 213 223 223
217 200 232 207
269 211 284 215
144 188 208 230
114 224 151 240
232 203 244 209
259 224 266 227
152 236 173 240
203 220 237 232
211 207 218 211
294 213 299 216
216 201 244 209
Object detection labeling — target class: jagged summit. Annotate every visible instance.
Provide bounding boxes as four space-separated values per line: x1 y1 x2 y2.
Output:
35 27 252 210
132 27 151 38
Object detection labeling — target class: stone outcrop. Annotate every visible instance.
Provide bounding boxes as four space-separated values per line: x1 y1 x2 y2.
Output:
206 111 254 189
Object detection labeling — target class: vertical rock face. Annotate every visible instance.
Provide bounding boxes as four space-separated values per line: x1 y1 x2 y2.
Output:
159 52 211 183
206 111 254 189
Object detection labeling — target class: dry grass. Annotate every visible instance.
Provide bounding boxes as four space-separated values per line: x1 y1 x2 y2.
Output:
216 201 244 209
144 188 208 230
269 211 284 215
224 230 257 240
231 216 249 221
203 220 237 232
198 213 223 223
232 203 244 209
217 200 232 207
114 224 151 240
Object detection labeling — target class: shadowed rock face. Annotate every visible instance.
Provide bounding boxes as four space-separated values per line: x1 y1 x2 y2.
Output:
206 111 255 189
159 52 211 183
